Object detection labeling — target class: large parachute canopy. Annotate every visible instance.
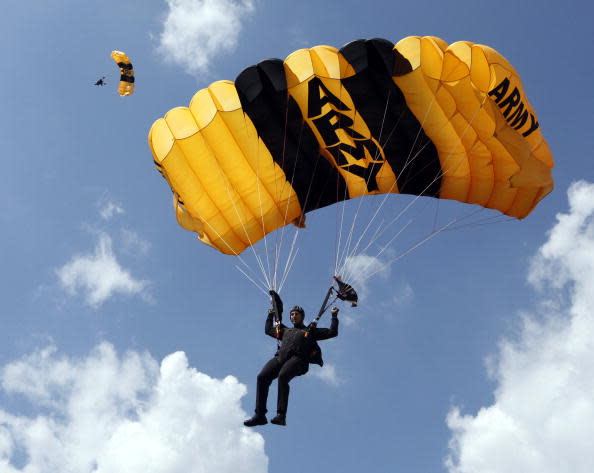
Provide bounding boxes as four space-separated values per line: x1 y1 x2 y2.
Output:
111 50 134 96
148 36 553 257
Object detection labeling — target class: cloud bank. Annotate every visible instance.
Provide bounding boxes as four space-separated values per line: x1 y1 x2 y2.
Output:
157 0 255 76
446 181 594 473
0 343 268 473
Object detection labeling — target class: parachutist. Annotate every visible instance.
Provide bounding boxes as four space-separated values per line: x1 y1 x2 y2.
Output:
244 297 339 427
94 76 106 86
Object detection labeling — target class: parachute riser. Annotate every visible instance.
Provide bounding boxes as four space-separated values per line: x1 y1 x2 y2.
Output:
305 286 337 338
269 291 282 348
271 294 281 326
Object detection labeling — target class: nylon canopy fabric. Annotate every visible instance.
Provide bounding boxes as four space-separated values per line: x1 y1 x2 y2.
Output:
111 50 135 96
148 36 553 255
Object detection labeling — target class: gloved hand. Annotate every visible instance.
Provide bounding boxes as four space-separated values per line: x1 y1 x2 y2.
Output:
267 308 276 322
269 290 283 317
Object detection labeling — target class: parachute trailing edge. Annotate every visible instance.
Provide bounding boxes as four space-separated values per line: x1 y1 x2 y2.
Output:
148 36 554 255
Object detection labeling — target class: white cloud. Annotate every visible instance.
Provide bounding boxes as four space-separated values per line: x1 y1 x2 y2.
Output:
56 233 149 308
121 229 151 256
340 254 390 301
339 312 356 327
310 363 341 387
157 0 255 76
446 181 594 473
99 201 124 220
391 282 413 306
342 254 387 280
0 343 268 473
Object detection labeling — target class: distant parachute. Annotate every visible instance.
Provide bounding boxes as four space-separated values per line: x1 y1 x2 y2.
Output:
148 36 553 256
111 51 134 96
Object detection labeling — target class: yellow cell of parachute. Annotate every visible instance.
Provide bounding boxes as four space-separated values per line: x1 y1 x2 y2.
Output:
111 50 134 96
148 37 553 255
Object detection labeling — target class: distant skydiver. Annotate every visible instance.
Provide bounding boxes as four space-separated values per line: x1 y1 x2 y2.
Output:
244 291 339 427
94 76 106 86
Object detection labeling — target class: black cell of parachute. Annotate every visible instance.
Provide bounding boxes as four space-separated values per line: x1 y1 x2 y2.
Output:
339 39 442 197
235 60 348 213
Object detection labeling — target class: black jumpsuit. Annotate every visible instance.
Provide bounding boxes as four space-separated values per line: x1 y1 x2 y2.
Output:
254 311 338 416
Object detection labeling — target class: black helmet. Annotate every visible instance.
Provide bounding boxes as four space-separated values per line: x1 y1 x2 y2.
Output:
290 306 305 317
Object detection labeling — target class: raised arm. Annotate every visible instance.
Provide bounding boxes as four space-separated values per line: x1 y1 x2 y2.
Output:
312 307 339 340
265 290 285 339
265 309 286 339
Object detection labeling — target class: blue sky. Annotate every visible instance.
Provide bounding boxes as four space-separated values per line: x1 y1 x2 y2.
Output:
1 1 594 472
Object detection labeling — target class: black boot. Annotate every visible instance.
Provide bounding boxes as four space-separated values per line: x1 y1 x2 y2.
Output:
244 414 267 427
270 414 286 426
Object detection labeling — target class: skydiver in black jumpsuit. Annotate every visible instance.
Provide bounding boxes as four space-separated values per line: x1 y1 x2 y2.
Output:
244 296 339 427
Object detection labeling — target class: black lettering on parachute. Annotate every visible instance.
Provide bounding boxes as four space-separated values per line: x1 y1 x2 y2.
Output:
307 77 350 117
488 78 539 137
307 77 387 192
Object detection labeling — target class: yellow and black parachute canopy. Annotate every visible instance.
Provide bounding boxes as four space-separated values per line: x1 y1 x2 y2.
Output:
111 50 134 96
148 36 553 255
